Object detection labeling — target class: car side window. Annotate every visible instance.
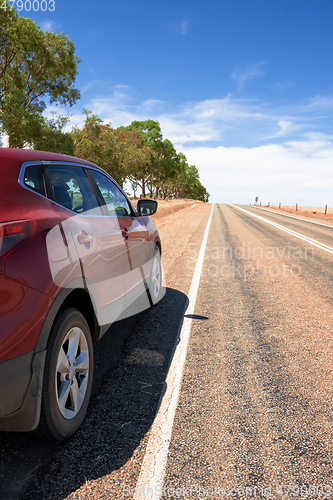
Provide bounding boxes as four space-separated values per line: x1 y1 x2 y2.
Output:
47 165 102 215
24 165 46 197
89 170 132 217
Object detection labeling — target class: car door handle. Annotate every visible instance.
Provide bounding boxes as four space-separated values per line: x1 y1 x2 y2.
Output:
77 230 93 246
122 228 130 240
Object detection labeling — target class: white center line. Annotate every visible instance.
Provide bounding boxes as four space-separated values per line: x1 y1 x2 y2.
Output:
232 205 333 255
132 204 214 500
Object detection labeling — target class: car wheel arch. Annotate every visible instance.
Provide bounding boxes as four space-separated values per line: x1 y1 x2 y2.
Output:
153 237 162 256
35 282 100 353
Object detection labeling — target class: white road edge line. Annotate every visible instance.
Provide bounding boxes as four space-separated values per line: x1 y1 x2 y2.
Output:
132 204 214 500
250 205 333 229
231 205 333 255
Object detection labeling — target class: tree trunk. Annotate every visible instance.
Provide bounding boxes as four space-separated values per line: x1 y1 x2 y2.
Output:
155 182 160 198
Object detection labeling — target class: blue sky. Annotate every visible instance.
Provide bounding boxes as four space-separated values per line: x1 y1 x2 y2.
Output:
17 0 333 204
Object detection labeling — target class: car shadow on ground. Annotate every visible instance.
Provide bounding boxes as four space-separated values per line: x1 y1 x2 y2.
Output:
0 286 193 500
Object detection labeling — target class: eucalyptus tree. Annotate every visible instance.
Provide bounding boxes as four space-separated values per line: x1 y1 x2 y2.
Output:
72 110 125 186
0 2 80 147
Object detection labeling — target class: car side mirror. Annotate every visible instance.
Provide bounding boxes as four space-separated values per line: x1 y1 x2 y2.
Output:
137 199 158 216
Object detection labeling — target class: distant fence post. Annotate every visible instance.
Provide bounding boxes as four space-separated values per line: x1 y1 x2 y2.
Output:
279 202 281 209
325 204 328 215
296 203 298 211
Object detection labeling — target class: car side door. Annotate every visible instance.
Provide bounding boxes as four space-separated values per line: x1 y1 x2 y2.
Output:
87 169 150 311
45 163 126 326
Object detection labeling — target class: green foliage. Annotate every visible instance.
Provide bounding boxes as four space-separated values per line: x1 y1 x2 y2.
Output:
118 120 163 195
114 128 155 193
182 165 209 201
119 120 163 150
33 115 74 155
71 110 127 185
0 2 80 147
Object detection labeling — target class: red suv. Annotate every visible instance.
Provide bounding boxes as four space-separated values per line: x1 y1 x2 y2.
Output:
0 148 163 441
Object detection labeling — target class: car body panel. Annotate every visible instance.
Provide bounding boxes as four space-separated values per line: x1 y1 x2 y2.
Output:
0 275 52 361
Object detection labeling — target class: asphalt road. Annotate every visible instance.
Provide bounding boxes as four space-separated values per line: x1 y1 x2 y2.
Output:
1 203 333 499
160 203 333 499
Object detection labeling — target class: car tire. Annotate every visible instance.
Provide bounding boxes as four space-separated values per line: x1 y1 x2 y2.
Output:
35 307 94 442
149 247 162 305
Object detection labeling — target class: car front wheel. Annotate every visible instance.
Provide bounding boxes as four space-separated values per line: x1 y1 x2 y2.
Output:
149 248 162 305
36 307 94 442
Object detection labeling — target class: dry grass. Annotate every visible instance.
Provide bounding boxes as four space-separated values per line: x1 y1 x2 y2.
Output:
130 197 205 220
260 204 333 222
269 204 333 215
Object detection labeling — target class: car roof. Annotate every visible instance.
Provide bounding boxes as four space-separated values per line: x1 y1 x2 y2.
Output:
0 147 99 168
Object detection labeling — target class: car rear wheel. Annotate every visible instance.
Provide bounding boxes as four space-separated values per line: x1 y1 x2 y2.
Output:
35 307 93 442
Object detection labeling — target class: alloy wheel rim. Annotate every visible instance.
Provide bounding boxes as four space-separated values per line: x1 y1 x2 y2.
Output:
152 256 161 298
55 327 89 419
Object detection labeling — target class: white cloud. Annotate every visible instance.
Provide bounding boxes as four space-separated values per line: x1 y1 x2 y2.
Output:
181 139 333 204
230 61 266 90
81 81 100 94
180 21 189 35
40 20 56 32
285 138 333 157
170 20 189 35
69 86 333 148
273 81 293 92
158 96 271 145
300 95 333 113
160 116 217 144
142 99 164 111
267 120 305 139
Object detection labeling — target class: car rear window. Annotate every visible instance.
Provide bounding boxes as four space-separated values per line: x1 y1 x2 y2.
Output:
24 165 46 197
